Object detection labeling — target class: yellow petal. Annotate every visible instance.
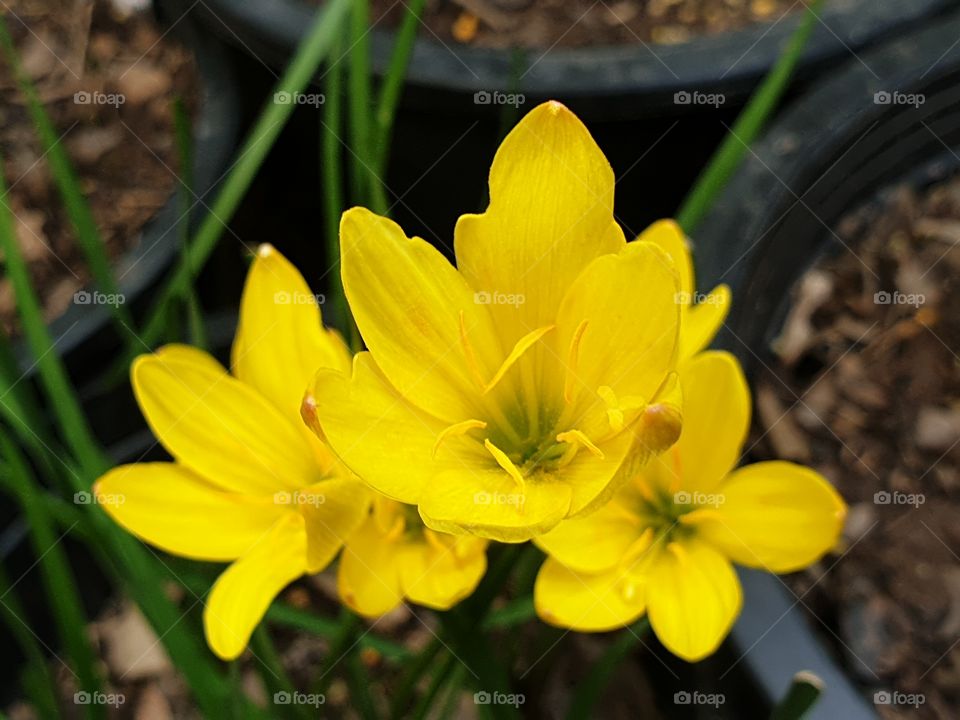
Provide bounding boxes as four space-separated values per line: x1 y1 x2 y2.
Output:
557 426 636 516
646 540 742 662
680 284 731 360
696 461 847 573
94 463 283 562
306 353 490 505
133 348 316 494
399 533 488 610
299 478 371 573
418 467 573 542
534 558 645 632
339 207 502 421
555 241 679 411
337 513 404 617
204 513 306 660
668 351 749 494
455 101 625 339
535 496 642 573
232 244 351 421
637 219 693 299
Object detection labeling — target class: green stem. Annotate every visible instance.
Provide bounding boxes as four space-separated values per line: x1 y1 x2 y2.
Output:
390 635 444 718
410 652 457 720
565 618 651 720
250 626 311 720
770 671 824 720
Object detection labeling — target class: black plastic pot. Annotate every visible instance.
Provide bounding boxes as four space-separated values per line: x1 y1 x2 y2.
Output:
692 10 960 720
174 0 956 269
12 9 240 408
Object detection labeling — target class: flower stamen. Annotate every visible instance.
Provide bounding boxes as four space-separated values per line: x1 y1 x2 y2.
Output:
564 320 589 404
484 438 526 491
555 429 605 462
432 418 488 458
484 325 555 394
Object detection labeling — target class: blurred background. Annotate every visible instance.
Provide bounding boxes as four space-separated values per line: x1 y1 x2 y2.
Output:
1 0 959 718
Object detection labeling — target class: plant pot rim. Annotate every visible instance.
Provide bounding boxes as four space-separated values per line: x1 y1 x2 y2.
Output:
696 11 960 720
195 0 952 107
14 12 241 373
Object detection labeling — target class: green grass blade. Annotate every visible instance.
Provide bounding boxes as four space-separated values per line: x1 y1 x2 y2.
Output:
0 16 136 353
172 97 207 349
675 0 824 234
0 563 62 719
265 603 410 661
249 626 311 720
0 433 103 720
138 0 352 348
373 0 427 175
565 618 651 720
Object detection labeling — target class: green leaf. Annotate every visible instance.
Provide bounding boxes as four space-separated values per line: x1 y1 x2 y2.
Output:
675 0 824 234
565 618 651 720
138 0 352 348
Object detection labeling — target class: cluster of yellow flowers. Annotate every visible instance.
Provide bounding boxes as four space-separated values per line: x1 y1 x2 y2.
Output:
95 102 846 663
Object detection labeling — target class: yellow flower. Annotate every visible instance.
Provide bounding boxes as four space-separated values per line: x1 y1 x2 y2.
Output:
303 101 683 542
637 219 730 361
94 246 369 660
533 350 846 661
337 495 488 616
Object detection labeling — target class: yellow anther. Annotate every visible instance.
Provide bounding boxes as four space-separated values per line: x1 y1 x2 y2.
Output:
597 385 648 433
556 429 605 459
484 325 555 394
667 541 689 564
484 438 526 491
459 311 488 390
564 320 589 404
432 418 487 458
678 507 722 526
423 528 450 554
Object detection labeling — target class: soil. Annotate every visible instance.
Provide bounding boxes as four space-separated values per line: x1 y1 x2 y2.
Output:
754 178 960 719
369 0 798 49
0 0 197 333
